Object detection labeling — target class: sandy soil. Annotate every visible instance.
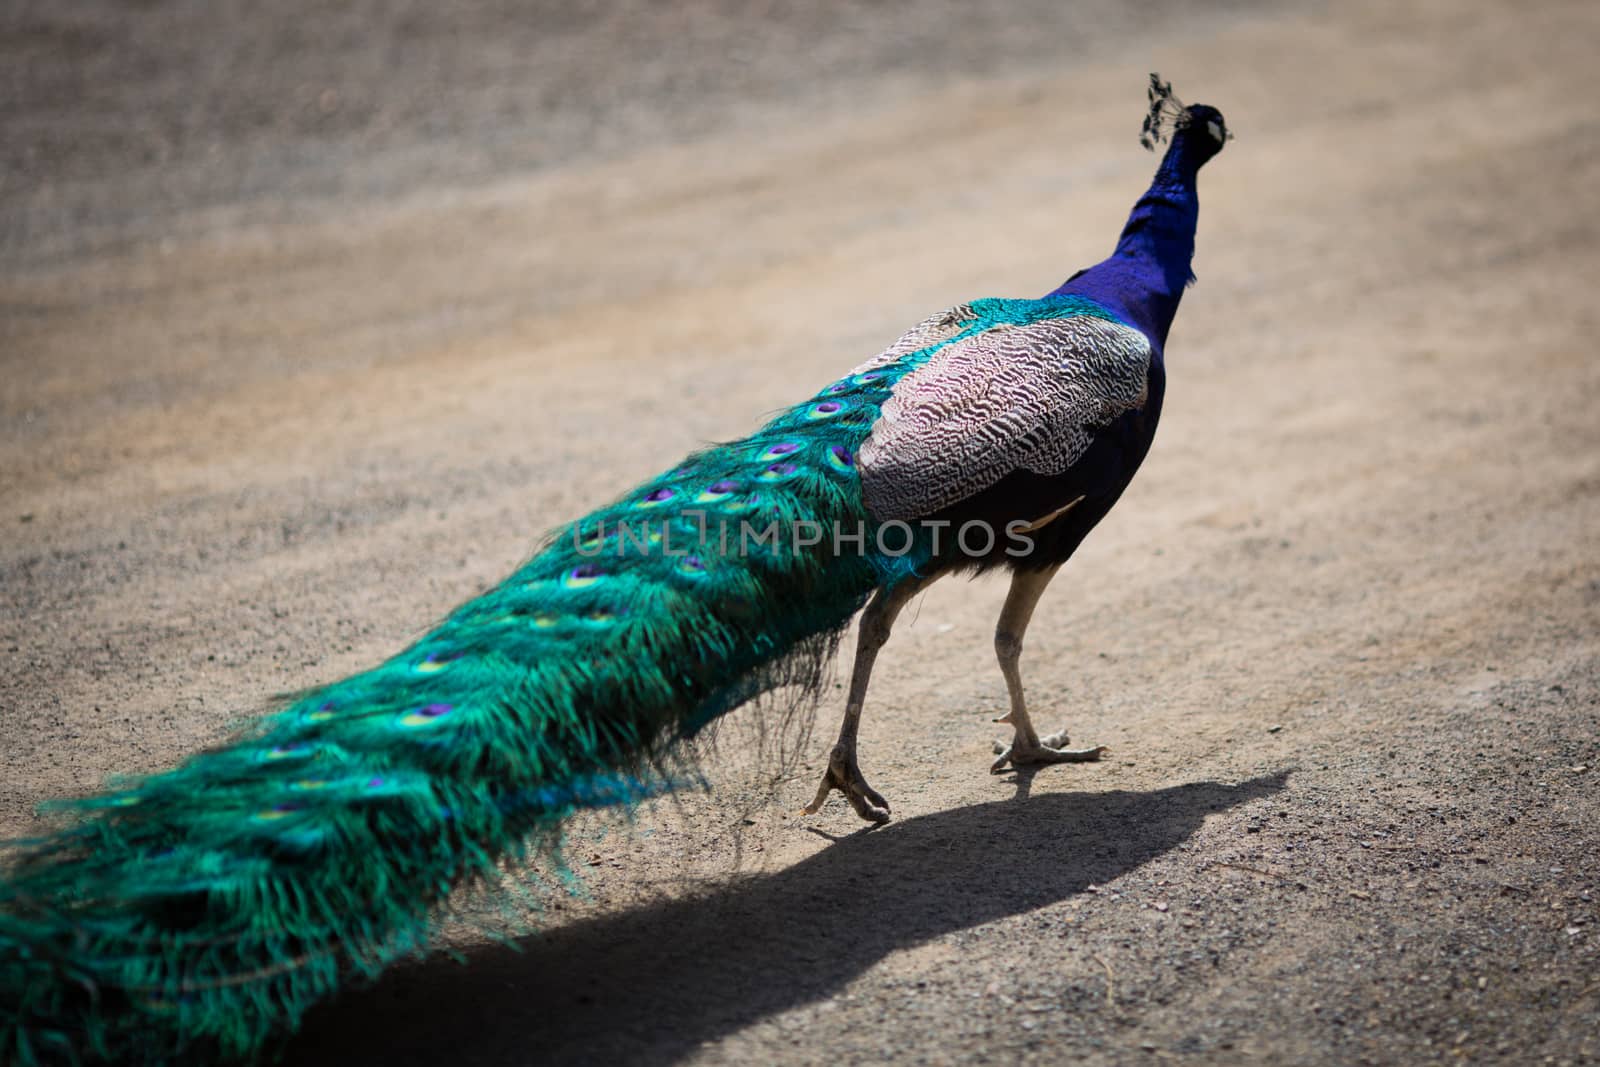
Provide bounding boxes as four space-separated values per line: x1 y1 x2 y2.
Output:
3 0 1598 1063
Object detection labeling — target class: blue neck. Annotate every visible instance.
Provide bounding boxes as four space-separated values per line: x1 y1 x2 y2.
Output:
1048 134 1202 350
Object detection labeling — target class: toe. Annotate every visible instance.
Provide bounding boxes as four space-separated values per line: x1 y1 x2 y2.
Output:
846 789 891 823
844 767 891 822
807 748 893 822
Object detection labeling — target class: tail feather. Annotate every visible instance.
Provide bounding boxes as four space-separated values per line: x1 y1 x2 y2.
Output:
0 293 1097 1062
1 356 919 1063
0 288 1118 1064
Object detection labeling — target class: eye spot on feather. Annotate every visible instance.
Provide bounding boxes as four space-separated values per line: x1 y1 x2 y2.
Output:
807 401 845 420
304 702 337 723
828 445 855 472
562 564 603 589
254 802 303 822
676 555 708 576
824 381 851 396
854 371 883 385
759 441 804 460
264 743 311 761
639 487 676 507
399 702 454 728
696 479 740 502
759 461 799 481
415 652 459 674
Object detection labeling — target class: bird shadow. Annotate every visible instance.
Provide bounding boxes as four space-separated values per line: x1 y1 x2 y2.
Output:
287 772 1288 1066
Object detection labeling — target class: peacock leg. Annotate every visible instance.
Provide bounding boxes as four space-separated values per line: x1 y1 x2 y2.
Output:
802 575 932 822
989 564 1108 774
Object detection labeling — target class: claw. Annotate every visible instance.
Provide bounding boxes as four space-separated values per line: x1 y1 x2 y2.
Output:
802 743 891 823
990 729 1107 774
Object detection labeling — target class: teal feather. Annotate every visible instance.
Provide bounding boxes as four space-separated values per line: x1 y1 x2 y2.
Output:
0 293 1118 1064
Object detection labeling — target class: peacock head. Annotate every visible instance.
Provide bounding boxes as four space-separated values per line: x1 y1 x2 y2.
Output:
1139 74 1230 168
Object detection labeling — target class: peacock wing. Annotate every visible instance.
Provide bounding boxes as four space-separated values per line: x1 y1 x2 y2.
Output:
857 312 1153 522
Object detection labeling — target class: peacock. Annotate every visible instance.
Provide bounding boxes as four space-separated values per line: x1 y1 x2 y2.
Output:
0 76 1228 1064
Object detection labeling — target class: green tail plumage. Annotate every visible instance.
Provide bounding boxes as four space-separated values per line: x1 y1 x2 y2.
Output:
0 296 1104 1064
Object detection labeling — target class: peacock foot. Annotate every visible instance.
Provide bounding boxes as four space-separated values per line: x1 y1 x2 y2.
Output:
802 743 891 823
990 727 1107 774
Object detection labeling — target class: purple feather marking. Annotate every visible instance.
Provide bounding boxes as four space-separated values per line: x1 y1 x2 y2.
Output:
708 479 739 493
767 462 798 475
831 445 855 467
398 701 455 729
418 651 460 672
815 401 842 414
644 487 675 503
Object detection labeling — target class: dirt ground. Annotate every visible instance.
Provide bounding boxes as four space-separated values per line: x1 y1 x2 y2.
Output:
3 0 1598 1063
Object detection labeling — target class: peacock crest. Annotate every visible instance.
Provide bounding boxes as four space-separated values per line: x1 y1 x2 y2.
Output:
1138 72 1188 151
